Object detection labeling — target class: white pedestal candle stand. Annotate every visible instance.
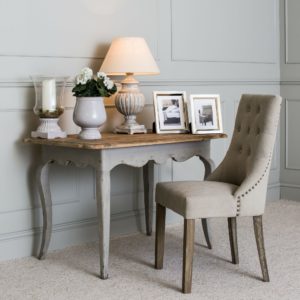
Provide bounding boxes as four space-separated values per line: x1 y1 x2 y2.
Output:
31 118 66 139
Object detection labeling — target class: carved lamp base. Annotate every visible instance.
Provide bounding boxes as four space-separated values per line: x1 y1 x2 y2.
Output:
115 73 147 135
31 118 66 139
115 118 147 134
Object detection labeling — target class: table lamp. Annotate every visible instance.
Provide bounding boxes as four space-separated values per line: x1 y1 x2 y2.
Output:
100 37 160 134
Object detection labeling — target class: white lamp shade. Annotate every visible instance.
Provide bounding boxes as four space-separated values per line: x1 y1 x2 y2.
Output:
100 37 160 76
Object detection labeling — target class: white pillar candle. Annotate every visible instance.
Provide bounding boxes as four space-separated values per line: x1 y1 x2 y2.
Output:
42 79 56 111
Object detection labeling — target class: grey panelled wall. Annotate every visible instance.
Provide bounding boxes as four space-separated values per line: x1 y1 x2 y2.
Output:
280 0 300 200
0 0 280 260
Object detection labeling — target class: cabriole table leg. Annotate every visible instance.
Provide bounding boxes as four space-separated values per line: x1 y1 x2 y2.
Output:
198 154 215 249
37 161 53 260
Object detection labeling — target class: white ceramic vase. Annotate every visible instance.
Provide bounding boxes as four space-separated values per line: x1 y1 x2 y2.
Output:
73 97 107 140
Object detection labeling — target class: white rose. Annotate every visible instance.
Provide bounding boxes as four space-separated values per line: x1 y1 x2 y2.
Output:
76 75 86 85
80 67 93 80
104 78 114 89
107 81 114 89
76 67 93 85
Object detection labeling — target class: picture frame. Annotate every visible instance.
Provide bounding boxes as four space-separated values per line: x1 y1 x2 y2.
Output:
189 94 223 134
153 91 189 134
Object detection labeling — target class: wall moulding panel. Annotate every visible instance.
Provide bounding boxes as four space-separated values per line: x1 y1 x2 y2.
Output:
0 56 103 82
141 80 281 86
285 99 300 170
0 0 158 60
281 81 300 85
0 79 281 88
171 0 277 64
284 0 300 64
281 183 300 189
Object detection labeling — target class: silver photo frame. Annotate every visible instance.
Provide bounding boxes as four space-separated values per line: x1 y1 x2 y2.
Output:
190 94 223 134
153 91 189 134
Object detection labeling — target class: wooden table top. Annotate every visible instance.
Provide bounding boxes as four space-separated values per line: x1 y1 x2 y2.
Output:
24 133 227 150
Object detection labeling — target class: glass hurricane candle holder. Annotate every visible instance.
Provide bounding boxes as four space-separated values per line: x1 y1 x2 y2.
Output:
31 76 69 139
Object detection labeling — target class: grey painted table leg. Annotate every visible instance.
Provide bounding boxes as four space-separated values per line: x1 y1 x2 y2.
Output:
199 154 215 250
95 166 111 279
143 161 154 236
199 156 215 180
201 219 212 249
37 161 52 260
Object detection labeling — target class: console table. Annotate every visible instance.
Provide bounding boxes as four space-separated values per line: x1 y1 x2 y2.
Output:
24 133 226 279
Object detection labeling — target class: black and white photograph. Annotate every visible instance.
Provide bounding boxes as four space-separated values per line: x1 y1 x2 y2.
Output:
190 94 223 134
162 98 180 125
153 91 188 133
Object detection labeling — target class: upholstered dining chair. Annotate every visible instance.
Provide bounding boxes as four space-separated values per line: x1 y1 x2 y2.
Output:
154 94 281 293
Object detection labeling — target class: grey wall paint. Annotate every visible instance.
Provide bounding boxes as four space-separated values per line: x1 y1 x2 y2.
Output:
0 0 281 260
280 0 300 200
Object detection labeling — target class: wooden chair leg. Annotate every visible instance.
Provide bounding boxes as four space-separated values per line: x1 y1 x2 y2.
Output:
253 215 270 282
182 219 195 294
201 218 212 249
155 203 166 269
228 217 239 264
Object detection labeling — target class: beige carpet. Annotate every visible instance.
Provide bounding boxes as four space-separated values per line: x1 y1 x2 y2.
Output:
0 200 300 300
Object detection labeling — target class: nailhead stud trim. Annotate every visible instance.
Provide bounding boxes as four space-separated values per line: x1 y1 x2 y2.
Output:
236 153 272 216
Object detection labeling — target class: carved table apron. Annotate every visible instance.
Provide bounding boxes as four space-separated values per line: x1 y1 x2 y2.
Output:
25 133 226 279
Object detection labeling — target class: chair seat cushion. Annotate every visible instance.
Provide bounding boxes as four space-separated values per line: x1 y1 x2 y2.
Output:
156 181 238 219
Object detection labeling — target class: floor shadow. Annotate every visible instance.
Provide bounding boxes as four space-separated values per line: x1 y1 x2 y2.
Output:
195 242 212 249
116 252 153 268
201 250 232 264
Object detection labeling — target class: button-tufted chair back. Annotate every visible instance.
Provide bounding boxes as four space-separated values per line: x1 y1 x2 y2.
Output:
208 94 281 216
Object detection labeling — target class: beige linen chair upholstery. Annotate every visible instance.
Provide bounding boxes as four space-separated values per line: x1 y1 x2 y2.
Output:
154 94 282 293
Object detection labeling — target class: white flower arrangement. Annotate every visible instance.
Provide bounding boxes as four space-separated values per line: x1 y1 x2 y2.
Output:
72 67 117 97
